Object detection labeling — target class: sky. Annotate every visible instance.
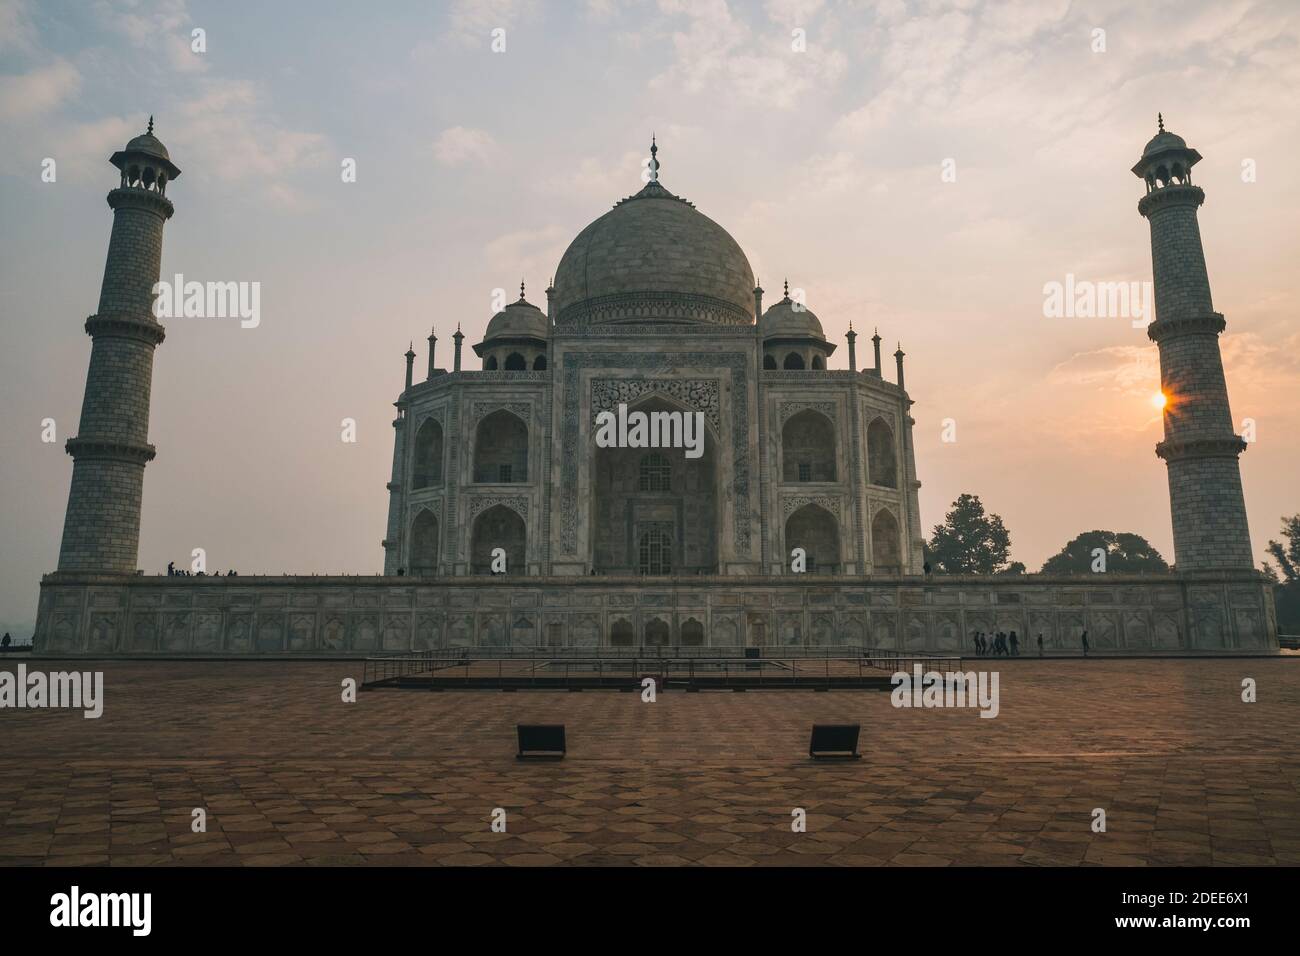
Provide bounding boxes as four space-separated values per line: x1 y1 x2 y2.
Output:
1 0 1297 636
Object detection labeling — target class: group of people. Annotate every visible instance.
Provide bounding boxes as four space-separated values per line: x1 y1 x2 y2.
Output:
972 630 1023 656
972 630 1091 657
166 562 239 577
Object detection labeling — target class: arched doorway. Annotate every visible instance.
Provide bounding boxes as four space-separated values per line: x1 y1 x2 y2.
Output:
471 504 526 574
474 409 528 483
638 526 673 575
412 418 443 489
409 510 439 575
867 418 897 488
871 508 902 573
783 410 836 482
786 503 840 574
591 396 718 574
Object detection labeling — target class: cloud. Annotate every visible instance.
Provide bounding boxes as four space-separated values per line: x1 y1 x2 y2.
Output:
92 0 207 74
484 224 570 285
0 0 36 55
1047 345 1159 395
444 0 540 48
433 126 500 167
649 0 846 109
0 59 80 120
165 82 331 207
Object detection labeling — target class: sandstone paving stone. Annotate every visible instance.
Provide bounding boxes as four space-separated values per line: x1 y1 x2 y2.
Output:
2 659 1299 867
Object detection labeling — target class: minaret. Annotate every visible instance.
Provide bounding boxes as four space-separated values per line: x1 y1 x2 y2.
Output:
846 322 857 371
1133 116 1254 571
57 118 180 573
404 342 415 392
426 328 437 378
872 328 882 376
453 324 464 371
894 343 905 391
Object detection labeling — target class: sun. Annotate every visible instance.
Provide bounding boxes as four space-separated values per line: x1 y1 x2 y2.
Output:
1151 391 1168 410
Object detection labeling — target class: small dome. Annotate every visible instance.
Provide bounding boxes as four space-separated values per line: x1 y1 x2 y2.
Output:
761 291 824 339
124 131 171 162
1140 129 1186 159
484 296 548 340
110 116 181 182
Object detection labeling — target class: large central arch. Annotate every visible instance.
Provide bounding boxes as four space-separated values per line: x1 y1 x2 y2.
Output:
591 395 719 575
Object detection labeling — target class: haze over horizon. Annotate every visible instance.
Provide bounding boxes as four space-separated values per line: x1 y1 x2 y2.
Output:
2 0 1298 634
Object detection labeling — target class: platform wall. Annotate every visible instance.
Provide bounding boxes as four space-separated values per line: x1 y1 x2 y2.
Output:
32 571 1278 656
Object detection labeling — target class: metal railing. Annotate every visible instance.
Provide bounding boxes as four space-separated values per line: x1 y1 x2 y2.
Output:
360 647 964 690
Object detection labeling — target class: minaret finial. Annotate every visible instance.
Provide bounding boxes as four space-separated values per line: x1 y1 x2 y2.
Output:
147 115 154 135
1157 112 1164 133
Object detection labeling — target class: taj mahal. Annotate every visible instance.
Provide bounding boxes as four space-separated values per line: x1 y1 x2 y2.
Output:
33 122 1278 656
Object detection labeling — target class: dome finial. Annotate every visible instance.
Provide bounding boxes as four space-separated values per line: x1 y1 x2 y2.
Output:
783 278 789 299
1157 112 1164 133
648 134 659 182
520 278 526 300
147 114 154 135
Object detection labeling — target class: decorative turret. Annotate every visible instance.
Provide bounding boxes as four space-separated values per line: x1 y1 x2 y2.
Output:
474 281 548 370
759 280 835 370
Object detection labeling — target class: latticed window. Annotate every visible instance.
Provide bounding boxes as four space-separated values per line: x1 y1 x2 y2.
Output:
798 461 811 482
498 464 512 483
639 453 671 492
639 529 672 575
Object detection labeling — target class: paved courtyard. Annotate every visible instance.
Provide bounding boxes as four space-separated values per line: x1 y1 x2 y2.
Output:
1 658 1298 867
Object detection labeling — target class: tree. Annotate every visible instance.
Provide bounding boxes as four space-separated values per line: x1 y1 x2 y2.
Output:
1040 530 1169 574
926 493 1016 574
1263 514 1300 635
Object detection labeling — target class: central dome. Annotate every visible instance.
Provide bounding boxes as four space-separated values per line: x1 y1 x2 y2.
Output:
552 177 755 327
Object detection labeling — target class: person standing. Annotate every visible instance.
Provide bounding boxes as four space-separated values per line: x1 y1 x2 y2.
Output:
1081 630 1090 657
1036 633 1044 657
